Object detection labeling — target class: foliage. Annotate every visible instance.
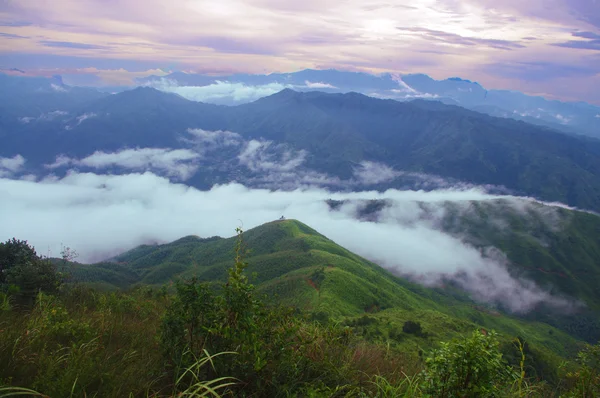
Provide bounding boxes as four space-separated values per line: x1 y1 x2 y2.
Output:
421 330 514 397
1 226 598 397
402 321 423 336
174 350 238 397
0 238 62 304
562 341 600 397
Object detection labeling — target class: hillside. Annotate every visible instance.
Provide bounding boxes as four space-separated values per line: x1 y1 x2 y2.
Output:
230 91 600 208
69 219 591 363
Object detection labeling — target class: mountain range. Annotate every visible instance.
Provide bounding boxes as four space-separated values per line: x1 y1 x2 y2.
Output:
136 69 600 138
2 74 600 211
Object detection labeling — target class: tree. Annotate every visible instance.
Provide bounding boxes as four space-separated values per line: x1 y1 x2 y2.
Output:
402 320 423 336
0 238 61 300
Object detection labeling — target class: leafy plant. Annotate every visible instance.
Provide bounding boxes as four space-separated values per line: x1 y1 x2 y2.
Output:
421 329 514 397
563 341 600 397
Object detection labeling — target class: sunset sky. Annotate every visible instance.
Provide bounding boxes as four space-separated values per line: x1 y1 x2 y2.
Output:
1 0 599 103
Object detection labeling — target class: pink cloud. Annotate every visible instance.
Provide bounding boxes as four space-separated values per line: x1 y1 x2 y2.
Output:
0 0 598 103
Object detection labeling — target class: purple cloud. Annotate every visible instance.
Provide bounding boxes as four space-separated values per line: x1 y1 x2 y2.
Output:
554 39 600 50
553 31 600 50
0 32 27 39
0 21 32 27
39 41 110 50
484 61 600 81
573 31 600 40
396 27 526 50
181 36 279 55
1 0 600 103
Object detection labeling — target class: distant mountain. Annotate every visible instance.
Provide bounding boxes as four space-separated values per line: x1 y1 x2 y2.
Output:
229 90 600 209
3 84 600 211
0 73 108 118
139 69 600 138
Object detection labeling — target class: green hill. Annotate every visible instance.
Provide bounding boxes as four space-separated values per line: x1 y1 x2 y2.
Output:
70 218 595 362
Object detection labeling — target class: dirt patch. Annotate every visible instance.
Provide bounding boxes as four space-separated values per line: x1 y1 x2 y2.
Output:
306 278 319 291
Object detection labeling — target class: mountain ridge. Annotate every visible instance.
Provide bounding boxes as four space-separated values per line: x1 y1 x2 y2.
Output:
4 82 600 211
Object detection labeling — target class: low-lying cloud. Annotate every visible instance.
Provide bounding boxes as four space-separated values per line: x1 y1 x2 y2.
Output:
143 77 447 105
239 140 307 172
46 148 200 180
143 79 291 104
304 81 337 89
0 171 578 313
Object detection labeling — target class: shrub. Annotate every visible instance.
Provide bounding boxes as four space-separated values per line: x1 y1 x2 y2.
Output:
421 329 514 397
563 341 600 397
402 320 423 336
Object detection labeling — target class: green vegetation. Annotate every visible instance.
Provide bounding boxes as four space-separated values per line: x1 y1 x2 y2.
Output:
1 221 600 396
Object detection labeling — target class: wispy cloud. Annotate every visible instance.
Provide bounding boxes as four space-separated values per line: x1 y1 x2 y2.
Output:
45 148 200 180
184 128 243 151
39 40 110 50
553 31 600 50
144 79 291 104
0 32 28 39
238 140 307 172
76 112 97 125
396 26 526 50
353 161 399 184
304 80 337 89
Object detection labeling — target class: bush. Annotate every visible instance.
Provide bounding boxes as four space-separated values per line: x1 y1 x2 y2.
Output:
421 329 514 397
563 341 600 397
402 320 423 336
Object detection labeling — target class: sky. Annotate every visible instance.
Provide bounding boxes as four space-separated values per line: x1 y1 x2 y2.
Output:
0 0 599 101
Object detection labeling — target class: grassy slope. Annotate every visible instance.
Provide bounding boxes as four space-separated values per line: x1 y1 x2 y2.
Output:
72 219 591 363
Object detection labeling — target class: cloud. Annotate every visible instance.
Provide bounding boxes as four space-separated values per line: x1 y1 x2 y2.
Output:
19 111 69 124
554 33 600 50
76 112 97 125
573 31 600 40
484 61 600 81
0 32 28 39
353 161 399 184
185 128 242 149
392 76 418 93
45 155 73 169
144 79 291 104
39 40 110 50
351 161 505 193
4 0 600 104
238 140 307 172
45 148 200 180
327 199 574 312
554 114 571 124
0 171 578 313
304 81 337 89
0 155 26 177
42 110 69 119
50 83 67 92
396 27 527 50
